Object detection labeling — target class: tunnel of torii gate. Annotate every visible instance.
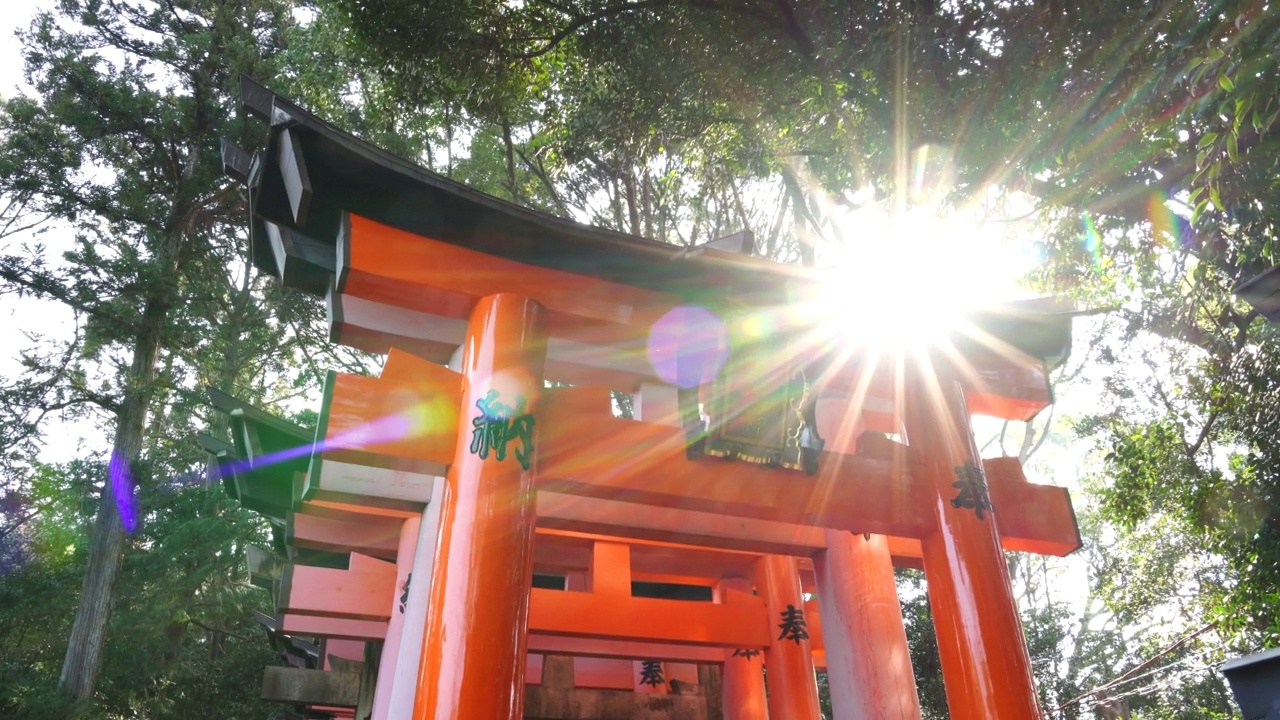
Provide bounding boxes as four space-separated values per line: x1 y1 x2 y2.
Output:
212 78 1083 720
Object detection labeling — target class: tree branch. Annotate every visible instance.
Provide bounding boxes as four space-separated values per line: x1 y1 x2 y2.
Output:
516 148 572 217
520 0 673 59
187 618 248 642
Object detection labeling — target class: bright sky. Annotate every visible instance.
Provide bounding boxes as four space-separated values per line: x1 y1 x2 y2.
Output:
0 0 38 96
1 0 105 463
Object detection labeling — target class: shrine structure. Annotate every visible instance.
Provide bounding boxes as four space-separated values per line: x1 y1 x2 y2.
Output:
214 78 1082 720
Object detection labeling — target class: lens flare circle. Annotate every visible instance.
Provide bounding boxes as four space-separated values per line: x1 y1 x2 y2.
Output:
647 306 730 388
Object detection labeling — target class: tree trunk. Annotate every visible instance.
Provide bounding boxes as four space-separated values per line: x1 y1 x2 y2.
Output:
623 170 641 236
780 168 818 267
641 168 654 239
59 292 170 700
501 117 519 203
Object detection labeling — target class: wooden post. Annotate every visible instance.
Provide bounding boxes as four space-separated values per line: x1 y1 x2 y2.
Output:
757 555 822 720
357 640 382 720
904 371 1043 720
369 514 419 720
699 664 724 720
413 294 546 720
814 530 922 720
383 481 444 717
541 655 575 690
717 577 768 720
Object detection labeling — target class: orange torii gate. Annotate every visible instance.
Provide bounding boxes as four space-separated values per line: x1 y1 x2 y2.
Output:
224 78 1081 720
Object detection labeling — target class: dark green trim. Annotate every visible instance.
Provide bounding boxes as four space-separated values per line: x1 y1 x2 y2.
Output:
304 371 338 503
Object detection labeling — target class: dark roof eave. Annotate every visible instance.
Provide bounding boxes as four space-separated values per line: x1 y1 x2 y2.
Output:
233 78 1075 371
1236 265 1280 323
238 76 807 306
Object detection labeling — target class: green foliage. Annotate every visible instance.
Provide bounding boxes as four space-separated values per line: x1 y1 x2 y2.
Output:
303 0 849 253
0 466 86 718
0 0 310 469
1 460 286 719
1094 402 1280 643
84 487 285 720
316 1 1280 235
0 0 346 712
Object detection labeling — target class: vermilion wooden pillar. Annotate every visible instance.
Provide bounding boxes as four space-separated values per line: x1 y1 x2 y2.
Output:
716 578 768 720
904 370 1043 720
371 514 420 720
757 555 822 720
814 530 922 720
413 294 546 720
386 481 445 718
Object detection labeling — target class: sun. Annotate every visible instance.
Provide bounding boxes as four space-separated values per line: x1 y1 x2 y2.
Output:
805 206 1039 351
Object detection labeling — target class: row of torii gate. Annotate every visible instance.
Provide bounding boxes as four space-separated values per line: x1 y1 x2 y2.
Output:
214 79 1083 720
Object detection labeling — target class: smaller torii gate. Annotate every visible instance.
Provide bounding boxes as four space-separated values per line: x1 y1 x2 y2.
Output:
214 79 1082 720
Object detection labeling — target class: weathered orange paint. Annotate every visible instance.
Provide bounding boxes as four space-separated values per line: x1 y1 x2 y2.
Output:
718 578 769 720
290 509 402 558
964 361 1056 422
536 386 1081 554
816 350 1055 424
884 535 927 569
340 213 675 332
340 214 1061 419
815 530 922 720
526 587 770 648
348 551 396 575
758 555 822 720
589 541 631 596
539 386 933 535
530 528 762 583
905 372 1044 720
537 490 832 556
804 595 824 654
325 639 367 667
413 294 546 720
277 612 386 640
535 492 1025 567
983 456 1081 556
281 555 396 621
527 634 724 664
573 657 640 690
319 349 462 471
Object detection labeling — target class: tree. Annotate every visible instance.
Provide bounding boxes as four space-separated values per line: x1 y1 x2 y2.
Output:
313 2 1274 232
302 0 832 260
0 0 311 701
0 440 311 718
1023 1 1280 650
